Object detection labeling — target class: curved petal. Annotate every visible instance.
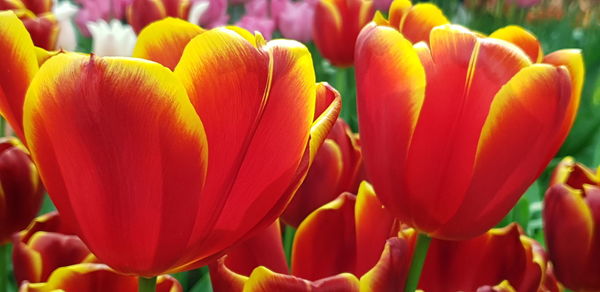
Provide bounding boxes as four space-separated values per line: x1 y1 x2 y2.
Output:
355 23 426 226
542 49 584 143
490 25 543 63
388 0 411 29
21 13 59 51
282 140 343 227
209 256 248 292
18 263 182 292
359 237 412 291
313 0 345 66
405 25 530 234
549 156 598 188
222 221 288 276
23 53 208 276
133 17 204 70
354 182 395 276
127 0 167 34
421 224 544 291
244 266 359 292
400 3 449 44
436 64 571 239
0 11 38 142
172 28 318 264
292 193 356 280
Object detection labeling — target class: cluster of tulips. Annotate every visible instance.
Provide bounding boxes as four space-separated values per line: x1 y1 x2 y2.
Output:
0 0 596 291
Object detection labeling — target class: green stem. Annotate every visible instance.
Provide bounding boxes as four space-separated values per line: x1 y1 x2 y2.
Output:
138 276 157 292
0 244 9 292
0 118 5 138
282 225 296 268
404 233 431 292
335 67 357 129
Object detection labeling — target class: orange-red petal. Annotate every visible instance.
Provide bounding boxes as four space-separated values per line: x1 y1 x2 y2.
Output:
23 53 208 276
133 17 204 70
490 25 543 63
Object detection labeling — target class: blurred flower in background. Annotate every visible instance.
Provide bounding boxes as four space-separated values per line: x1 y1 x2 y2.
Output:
87 19 136 56
544 157 600 291
75 0 131 36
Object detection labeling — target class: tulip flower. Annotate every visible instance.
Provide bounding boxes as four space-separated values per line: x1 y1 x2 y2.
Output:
126 0 191 33
312 0 374 67
75 0 131 36
0 137 44 244
211 183 558 291
355 21 583 240
272 0 318 43
373 0 449 45
19 15 340 282
18 263 182 292
189 0 228 28
543 157 600 291
12 212 95 285
282 118 363 227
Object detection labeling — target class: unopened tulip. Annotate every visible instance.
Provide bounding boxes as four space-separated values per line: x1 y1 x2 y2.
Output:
0 137 44 244
211 184 558 291
312 0 374 66
126 0 191 33
19 17 340 278
544 157 600 291
282 118 362 227
375 0 449 44
356 20 583 239
12 212 94 285
18 263 182 292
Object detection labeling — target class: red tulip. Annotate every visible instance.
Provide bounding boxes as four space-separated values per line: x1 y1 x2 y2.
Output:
127 0 191 33
20 13 59 50
375 0 449 44
211 183 558 291
12 212 95 285
544 157 600 291
312 0 374 67
21 19 340 277
282 118 363 227
18 263 182 292
0 137 44 243
356 21 583 239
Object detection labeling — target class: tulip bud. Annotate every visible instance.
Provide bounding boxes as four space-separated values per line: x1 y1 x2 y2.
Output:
127 0 191 33
0 137 44 244
12 212 95 285
543 157 600 291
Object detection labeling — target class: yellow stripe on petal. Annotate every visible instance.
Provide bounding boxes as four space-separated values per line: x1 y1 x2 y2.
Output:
133 17 204 70
0 10 38 143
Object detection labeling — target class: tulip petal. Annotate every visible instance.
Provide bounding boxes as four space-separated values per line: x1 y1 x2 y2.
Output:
544 184 595 289
18 263 182 292
23 53 208 276
490 25 543 63
21 0 52 15
421 224 543 291
292 193 356 280
133 17 204 70
354 182 395 276
436 64 571 238
173 28 317 261
282 140 343 227
359 237 412 291
245 267 359 292
127 0 167 33
0 11 38 142
400 3 449 44
542 49 584 143
405 25 530 233
223 221 288 276
388 0 412 28
209 256 248 292
21 13 59 51
355 23 426 226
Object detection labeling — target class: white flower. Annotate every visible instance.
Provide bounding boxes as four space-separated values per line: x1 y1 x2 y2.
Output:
52 0 78 51
87 19 137 57
188 1 210 25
